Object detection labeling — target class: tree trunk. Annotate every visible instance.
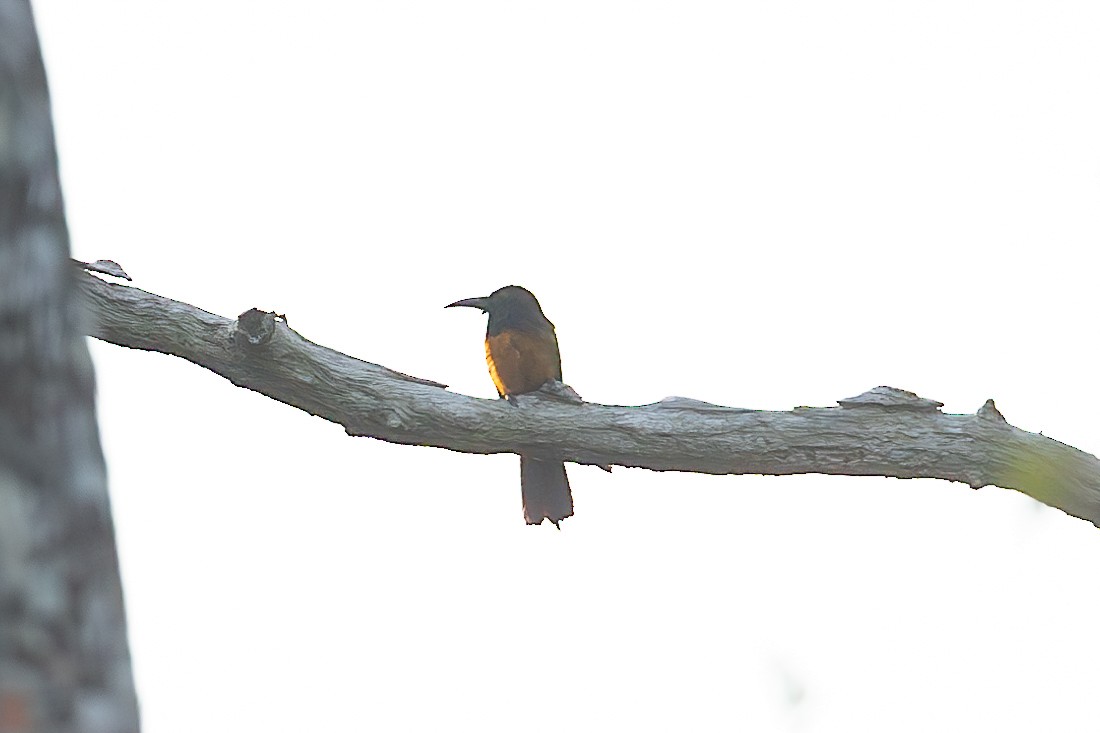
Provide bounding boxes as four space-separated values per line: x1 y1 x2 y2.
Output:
0 3 140 732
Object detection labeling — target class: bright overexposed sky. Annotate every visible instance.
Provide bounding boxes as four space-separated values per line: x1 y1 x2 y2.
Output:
32 1 1100 730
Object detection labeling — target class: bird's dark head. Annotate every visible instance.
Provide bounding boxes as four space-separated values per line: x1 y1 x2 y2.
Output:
446 285 553 333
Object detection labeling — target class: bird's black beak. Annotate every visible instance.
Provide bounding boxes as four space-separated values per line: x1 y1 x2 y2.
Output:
445 297 489 311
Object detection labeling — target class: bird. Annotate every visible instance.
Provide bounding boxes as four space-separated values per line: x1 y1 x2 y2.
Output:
446 285 573 527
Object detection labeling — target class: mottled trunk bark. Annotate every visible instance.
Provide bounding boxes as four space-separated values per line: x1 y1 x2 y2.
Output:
0 3 140 732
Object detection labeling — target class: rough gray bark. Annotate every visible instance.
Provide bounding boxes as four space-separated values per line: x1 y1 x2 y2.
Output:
77 271 1100 529
0 4 140 732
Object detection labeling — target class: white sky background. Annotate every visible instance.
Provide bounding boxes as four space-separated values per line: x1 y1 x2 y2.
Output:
31 1 1100 730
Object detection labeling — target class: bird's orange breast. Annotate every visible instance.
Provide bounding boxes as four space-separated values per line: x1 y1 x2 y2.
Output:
485 329 562 397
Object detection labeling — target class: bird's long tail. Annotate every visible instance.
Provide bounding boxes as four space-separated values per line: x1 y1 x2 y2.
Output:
520 451 573 527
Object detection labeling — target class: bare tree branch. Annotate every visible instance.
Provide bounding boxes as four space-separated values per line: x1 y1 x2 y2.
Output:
78 270 1100 528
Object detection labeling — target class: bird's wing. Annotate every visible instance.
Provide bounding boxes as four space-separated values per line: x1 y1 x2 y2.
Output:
485 329 561 396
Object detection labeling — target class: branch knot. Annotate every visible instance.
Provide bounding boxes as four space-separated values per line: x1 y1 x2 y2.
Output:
233 308 277 348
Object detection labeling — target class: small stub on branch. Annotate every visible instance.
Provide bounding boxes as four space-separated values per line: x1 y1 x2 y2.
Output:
977 398 1007 423
838 386 944 411
73 258 131 280
537 379 585 404
234 308 277 348
656 396 752 413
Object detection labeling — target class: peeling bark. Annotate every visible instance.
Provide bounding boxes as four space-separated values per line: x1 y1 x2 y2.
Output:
77 271 1100 528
